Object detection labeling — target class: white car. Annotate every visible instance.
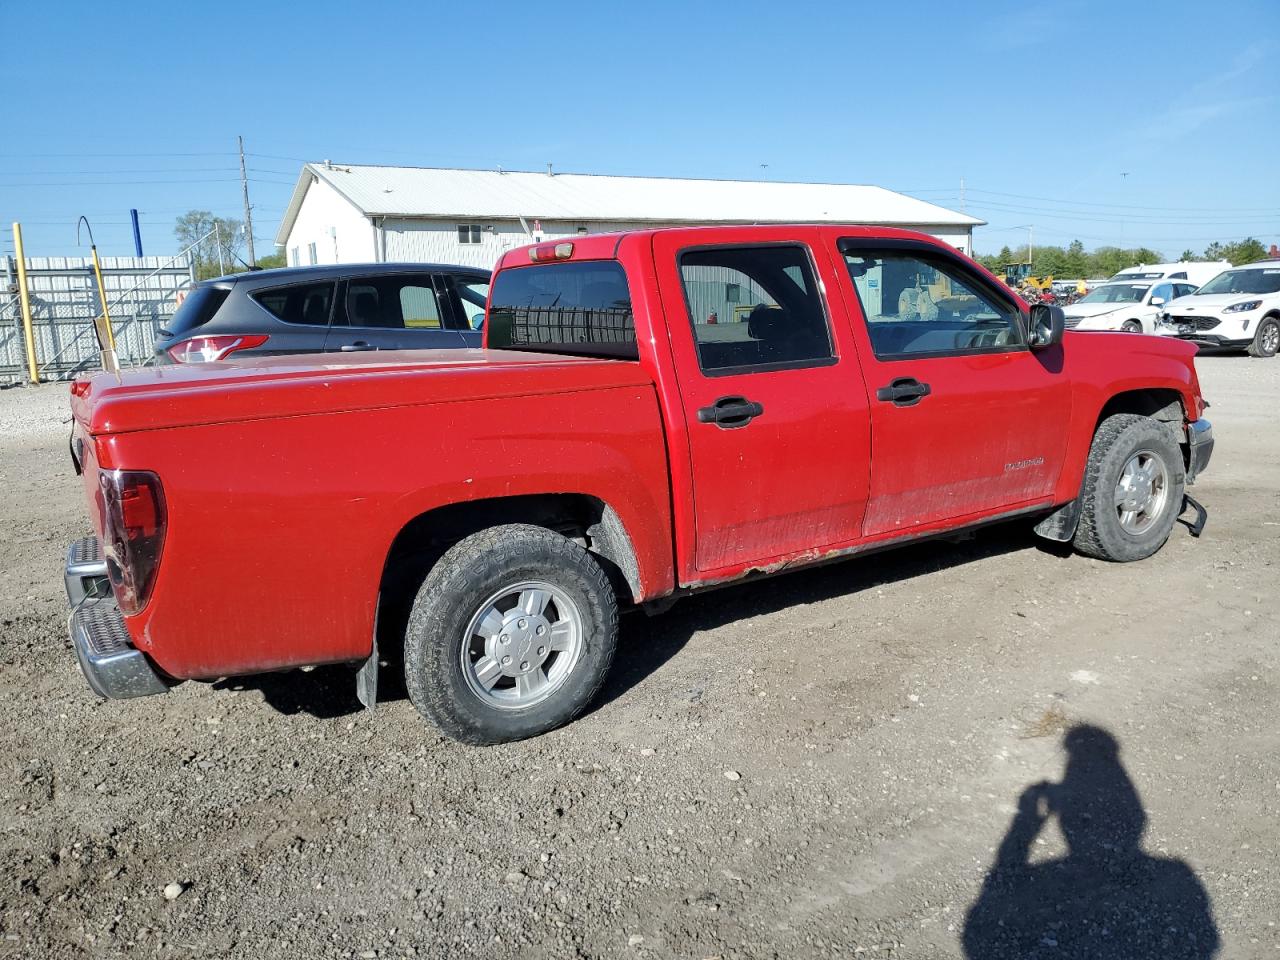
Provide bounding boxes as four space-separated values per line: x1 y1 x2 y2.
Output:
1157 260 1280 357
1109 261 1232 287
1062 279 1200 334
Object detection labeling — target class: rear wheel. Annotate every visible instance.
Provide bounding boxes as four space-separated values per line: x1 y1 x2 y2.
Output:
1121 319 1143 334
1247 317 1279 358
404 524 618 744
1073 414 1185 562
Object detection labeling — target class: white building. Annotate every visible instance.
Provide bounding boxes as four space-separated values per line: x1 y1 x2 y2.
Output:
275 163 982 270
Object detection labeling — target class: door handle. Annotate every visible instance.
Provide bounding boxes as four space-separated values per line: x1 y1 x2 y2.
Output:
875 377 931 406
697 395 765 428
340 341 378 352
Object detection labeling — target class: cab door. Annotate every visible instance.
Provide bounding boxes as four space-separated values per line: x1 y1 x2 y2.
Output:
651 230 872 574
826 238 1072 538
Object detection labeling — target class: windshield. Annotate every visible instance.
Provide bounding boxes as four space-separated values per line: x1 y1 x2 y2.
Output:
1111 271 1164 281
1078 283 1149 305
1195 268 1280 296
487 261 637 359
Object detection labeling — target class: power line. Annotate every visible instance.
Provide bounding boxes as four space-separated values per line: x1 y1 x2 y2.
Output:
0 166 241 175
0 151 236 158
0 177 249 186
968 199 1280 226
965 186 1278 214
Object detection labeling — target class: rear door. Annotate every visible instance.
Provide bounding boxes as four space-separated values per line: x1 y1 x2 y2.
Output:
324 273 467 353
651 230 872 573
829 238 1072 538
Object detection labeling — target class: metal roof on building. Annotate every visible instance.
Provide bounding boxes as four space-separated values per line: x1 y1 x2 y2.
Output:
276 164 982 244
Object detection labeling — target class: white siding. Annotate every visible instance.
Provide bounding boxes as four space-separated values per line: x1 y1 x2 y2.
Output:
381 219 654 269
929 225 973 256
282 177 376 266
380 218 973 270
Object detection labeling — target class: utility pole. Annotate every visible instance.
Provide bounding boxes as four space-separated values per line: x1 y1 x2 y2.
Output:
238 135 256 267
1028 225 1034 270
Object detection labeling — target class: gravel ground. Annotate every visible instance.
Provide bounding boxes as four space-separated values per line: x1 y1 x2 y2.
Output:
1 356 1277 959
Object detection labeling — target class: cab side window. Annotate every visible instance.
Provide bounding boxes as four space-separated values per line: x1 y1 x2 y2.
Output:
1150 283 1174 303
841 246 1023 358
679 245 834 374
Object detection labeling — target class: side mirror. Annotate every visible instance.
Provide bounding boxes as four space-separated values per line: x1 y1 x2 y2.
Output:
1028 303 1064 350
1150 296 1165 306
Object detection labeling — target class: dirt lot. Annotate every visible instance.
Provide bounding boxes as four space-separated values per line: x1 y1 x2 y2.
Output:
1 356 1277 960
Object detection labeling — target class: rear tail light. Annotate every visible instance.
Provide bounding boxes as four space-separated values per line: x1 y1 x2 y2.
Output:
166 334 268 363
96 470 167 615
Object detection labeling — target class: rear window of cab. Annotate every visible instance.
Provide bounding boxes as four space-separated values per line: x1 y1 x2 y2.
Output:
487 261 637 359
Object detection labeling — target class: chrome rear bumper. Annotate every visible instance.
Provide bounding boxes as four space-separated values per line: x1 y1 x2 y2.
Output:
66 537 170 699
65 536 108 606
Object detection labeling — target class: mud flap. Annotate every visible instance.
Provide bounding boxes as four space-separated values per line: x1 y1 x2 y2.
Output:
1179 494 1208 539
1033 499 1081 542
355 605 379 711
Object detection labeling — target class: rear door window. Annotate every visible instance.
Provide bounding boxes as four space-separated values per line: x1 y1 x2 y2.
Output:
488 261 636 358
252 282 335 326
678 245 833 373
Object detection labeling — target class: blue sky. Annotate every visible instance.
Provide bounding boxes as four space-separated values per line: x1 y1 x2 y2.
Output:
3 0 1277 260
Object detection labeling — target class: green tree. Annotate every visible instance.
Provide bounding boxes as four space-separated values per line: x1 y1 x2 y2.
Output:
255 252 287 270
1065 240 1087 279
1221 237 1267 265
174 210 246 280
1180 249 1197 261
1203 241 1226 261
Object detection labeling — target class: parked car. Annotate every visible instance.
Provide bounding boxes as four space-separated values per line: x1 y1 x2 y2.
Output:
66 225 1213 744
1157 259 1280 357
1062 279 1201 334
157 263 491 363
1109 261 1231 287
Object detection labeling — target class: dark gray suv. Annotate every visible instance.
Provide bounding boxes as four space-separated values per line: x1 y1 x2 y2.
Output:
157 263 490 363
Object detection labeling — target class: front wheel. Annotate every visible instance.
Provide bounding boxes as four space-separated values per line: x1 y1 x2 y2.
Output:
1121 319 1143 334
1073 414 1185 562
1247 317 1279 358
404 524 618 744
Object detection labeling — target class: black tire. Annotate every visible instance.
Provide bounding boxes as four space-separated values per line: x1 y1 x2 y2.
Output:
1247 316 1279 358
1073 414 1185 562
1121 319 1143 334
404 524 618 744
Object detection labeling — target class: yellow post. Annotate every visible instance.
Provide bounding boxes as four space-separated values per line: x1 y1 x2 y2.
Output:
11 222 39 385
89 244 116 351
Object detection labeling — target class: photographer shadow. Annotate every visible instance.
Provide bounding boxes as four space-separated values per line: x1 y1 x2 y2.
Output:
963 725 1219 960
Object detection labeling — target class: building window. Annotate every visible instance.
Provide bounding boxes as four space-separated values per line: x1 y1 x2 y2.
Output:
308 242 318 266
289 247 300 267
577 226 589 235
458 225 482 244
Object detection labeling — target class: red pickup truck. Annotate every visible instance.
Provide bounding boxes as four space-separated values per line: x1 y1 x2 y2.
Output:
65 225 1213 744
